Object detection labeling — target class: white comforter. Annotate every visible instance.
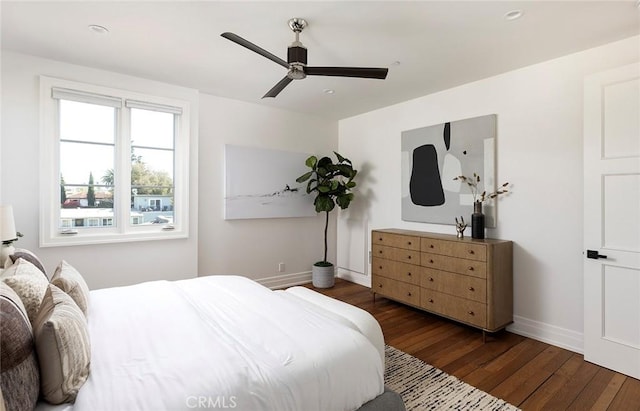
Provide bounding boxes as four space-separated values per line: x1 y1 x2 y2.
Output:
36 276 384 411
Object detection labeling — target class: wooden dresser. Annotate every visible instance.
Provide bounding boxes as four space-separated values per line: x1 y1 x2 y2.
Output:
371 228 513 333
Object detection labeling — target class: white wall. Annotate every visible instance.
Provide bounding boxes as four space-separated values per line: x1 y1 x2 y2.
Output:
337 36 640 353
197 94 337 288
0 51 201 290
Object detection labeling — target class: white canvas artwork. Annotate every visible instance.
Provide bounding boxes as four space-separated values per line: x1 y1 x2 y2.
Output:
224 145 316 220
401 114 497 227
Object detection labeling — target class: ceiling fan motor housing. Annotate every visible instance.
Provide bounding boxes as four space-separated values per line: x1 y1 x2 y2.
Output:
288 45 307 65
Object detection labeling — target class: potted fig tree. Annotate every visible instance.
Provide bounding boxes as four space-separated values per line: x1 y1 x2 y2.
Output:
296 152 357 288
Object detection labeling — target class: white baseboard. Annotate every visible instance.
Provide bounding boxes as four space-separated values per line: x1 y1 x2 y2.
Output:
508 315 583 354
256 271 311 290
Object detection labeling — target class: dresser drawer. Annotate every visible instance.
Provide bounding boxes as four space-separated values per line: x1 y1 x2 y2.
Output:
372 274 420 306
372 232 420 251
421 238 486 262
373 244 420 264
421 252 487 279
420 268 487 303
372 257 420 285
420 290 487 328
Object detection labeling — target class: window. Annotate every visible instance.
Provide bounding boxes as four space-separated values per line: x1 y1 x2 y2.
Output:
40 76 190 246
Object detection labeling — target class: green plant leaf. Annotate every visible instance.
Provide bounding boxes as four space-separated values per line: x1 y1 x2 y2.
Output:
305 156 317 169
336 192 354 209
315 195 335 212
317 156 333 168
296 171 313 183
316 167 328 177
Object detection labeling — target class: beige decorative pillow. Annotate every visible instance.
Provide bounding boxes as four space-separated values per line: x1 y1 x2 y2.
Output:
1 259 49 325
9 249 48 279
34 284 90 404
51 261 90 316
0 283 40 411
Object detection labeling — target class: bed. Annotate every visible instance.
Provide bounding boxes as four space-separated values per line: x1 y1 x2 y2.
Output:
10 271 403 411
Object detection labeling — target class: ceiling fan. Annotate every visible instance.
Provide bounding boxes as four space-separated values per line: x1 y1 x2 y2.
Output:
221 18 389 98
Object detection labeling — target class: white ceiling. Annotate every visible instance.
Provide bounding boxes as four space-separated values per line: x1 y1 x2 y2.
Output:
2 1 639 120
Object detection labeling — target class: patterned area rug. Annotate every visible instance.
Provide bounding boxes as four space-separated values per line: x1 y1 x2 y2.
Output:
384 346 520 411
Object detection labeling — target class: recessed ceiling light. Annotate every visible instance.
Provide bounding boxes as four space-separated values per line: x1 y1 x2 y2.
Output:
504 10 523 21
323 89 335 95
88 24 109 34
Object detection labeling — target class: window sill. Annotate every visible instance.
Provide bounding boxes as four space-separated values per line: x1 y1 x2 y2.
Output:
39 228 188 248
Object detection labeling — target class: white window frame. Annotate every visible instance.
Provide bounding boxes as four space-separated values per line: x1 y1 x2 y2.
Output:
39 76 190 247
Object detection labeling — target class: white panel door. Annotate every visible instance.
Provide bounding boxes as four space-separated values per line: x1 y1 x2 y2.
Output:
584 63 640 378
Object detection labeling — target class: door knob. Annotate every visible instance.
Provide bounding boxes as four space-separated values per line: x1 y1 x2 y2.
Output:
587 250 608 259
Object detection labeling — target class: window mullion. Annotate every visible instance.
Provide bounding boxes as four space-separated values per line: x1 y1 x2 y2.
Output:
117 107 131 234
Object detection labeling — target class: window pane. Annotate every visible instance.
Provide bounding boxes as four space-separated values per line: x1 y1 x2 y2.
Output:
131 187 174 225
58 98 116 231
130 108 174 149
130 107 173 227
60 142 114 186
60 185 115 229
60 100 115 144
131 147 174 180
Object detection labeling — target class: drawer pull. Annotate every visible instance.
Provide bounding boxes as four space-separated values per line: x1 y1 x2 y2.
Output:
379 237 383 241
407 272 412 277
429 277 434 282
378 284 383 288
468 249 475 255
428 298 434 303
468 266 474 271
407 255 412 260
379 250 383 254
467 311 475 316
429 244 434 248
429 259 434 264
407 292 412 297
468 287 475 292
407 241 412 246
379 266 383 269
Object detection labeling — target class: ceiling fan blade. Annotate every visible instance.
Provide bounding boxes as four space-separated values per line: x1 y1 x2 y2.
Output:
263 76 294 98
304 67 388 79
221 32 289 69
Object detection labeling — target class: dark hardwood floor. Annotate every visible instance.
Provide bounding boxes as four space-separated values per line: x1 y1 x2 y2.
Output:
305 279 640 411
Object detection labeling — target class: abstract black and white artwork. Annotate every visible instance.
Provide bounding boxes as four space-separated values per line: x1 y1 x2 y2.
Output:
224 145 316 220
401 114 497 227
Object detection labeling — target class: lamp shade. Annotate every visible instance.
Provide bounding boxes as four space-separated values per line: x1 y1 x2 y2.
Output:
0 205 17 243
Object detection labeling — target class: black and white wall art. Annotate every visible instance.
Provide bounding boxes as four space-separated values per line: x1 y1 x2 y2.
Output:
401 114 498 227
224 145 316 220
